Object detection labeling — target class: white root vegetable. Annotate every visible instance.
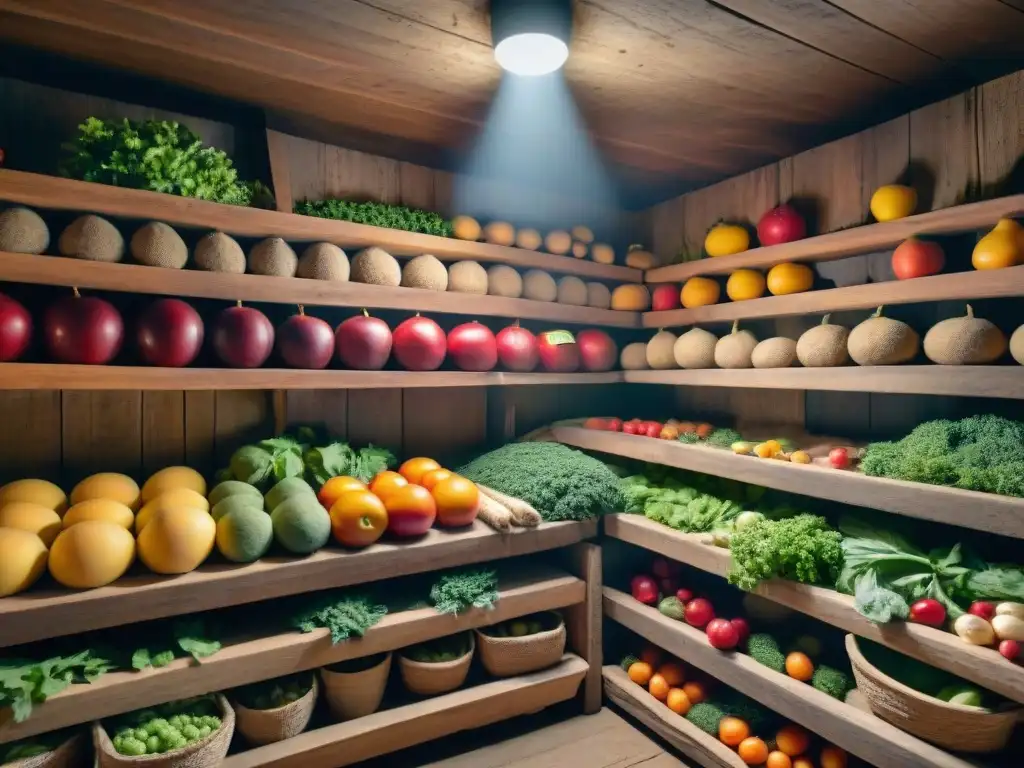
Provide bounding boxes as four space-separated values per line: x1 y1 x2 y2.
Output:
991 614 1024 642
476 492 512 532
995 602 1024 621
953 614 995 646
477 484 542 528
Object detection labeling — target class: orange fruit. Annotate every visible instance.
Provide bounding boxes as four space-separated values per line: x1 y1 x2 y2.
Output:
431 475 480 528
718 716 750 747
767 752 793 768
317 475 367 509
368 471 408 500
738 737 769 766
657 661 686 687
420 468 453 491
785 652 814 682
792 759 815 768
682 681 708 704
648 673 670 701
666 688 692 715
329 489 388 548
640 646 664 667
820 746 847 768
776 725 810 757
628 661 654 686
398 457 442 485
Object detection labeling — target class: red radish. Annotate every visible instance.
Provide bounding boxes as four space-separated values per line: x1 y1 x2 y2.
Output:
651 284 681 312
891 238 944 280
392 314 446 371
584 417 606 430
684 598 715 628
606 418 623 432
0 292 31 362
576 329 617 372
631 575 658 605
622 420 641 435
909 598 946 627
652 558 676 580
537 330 580 372
968 601 997 622
999 640 1020 661
757 204 806 246
447 321 498 372
644 422 662 438
706 618 741 650
212 301 274 368
495 322 538 372
336 310 392 370
43 288 123 365
730 617 751 646
676 588 694 603
137 298 204 367
829 447 851 469
276 307 334 369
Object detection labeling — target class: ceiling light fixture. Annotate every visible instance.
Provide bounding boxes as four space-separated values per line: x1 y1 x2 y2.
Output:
491 0 572 77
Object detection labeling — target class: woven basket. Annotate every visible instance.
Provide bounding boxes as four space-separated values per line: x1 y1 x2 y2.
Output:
846 635 1021 753
320 653 391 722
476 613 566 678
93 694 234 768
4 732 84 768
398 635 475 696
233 676 318 746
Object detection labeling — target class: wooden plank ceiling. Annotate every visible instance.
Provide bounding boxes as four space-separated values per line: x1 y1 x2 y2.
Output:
0 0 1022 204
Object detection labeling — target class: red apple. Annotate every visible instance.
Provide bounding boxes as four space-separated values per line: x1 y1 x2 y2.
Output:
335 310 392 370
652 284 681 312
393 314 446 371
212 301 274 368
277 307 334 369
537 330 580 372
757 204 806 246
136 298 203 367
891 238 945 280
447 321 497 372
0 292 31 362
495 322 539 372
43 289 123 364
577 329 617 372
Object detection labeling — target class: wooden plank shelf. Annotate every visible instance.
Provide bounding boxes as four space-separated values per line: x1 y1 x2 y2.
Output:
645 194 1024 283
603 665 745 768
0 364 625 391
0 170 641 282
550 426 1024 539
0 519 597 649
642 266 1024 327
0 567 583 743
605 514 1024 705
222 654 589 768
0 252 639 328
603 588 977 768
623 366 1024 399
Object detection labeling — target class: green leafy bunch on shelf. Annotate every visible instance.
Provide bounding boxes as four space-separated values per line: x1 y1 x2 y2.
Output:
294 198 454 237
60 117 256 205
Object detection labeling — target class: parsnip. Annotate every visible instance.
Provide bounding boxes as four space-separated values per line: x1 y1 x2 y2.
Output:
477 484 542 528
476 492 512 532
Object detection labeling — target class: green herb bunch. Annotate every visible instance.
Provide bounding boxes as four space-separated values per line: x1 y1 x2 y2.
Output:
295 198 453 237
288 593 388 644
727 514 843 591
429 569 499 615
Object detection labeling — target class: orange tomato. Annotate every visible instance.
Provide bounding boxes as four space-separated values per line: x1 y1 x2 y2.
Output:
738 737 769 766
682 681 708 704
785 652 814 682
420 468 453 491
766 751 793 768
330 490 388 548
648 673 670 701
369 471 408 500
383 484 436 537
792 758 814 768
657 661 685 687
318 475 367 509
775 725 811 757
666 688 692 715
431 475 480 528
718 716 750 747
640 646 664 667
628 661 654 686
398 457 442 485
819 746 847 768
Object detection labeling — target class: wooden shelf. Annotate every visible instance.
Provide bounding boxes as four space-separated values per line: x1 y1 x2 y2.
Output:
605 514 1024 706
0 519 597 649
550 426 1024 539
222 654 589 768
623 366 1024 399
642 266 1024 327
0 364 625 390
603 588 977 768
603 665 745 768
0 170 641 282
645 195 1024 283
0 566 583 743
0 252 639 328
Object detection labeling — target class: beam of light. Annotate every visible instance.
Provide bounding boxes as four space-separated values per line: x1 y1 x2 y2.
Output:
494 33 568 76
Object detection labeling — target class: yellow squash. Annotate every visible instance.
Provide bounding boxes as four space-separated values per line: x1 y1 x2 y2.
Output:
137 506 216 575
767 263 814 295
0 479 67 515
0 527 48 597
869 185 916 222
681 277 720 308
48 520 135 589
0 502 62 546
972 219 1022 270
725 270 766 301
704 223 750 257
70 472 141 511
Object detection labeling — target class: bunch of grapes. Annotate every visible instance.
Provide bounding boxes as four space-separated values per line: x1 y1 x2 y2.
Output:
111 708 221 756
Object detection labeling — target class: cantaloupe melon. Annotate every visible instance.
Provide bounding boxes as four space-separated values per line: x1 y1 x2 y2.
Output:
208 480 264 508
522 270 557 302
48 521 135 589
248 238 298 277
847 306 919 366
265 477 316 512
796 315 849 368
447 261 488 294
130 222 188 269
545 231 572 255
646 330 678 369
714 321 758 369
137 506 216 575
515 228 542 250
0 502 62 546
216 506 274 563
136 488 210 534
487 265 523 298
452 216 482 241
0 527 48 596
923 305 1007 365
557 276 588 305
484 221 516 246
211 494 263 522
751 337 797 369
63 499 135 531
401 254 448 291
591 244 615 264
1011 325 1024 365
610 284 651 311
0 479 67 515
58 215 124 262
351 247 401 287
141 467 207 504
270 496 331 554
620 342 648 370
0 207 50 255
673 328 718 369
70 472 141 511
586 282 612 309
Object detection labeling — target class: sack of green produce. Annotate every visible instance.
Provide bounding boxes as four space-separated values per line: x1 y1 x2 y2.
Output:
232 673 318 746
2 732 84 768
399 633 474 696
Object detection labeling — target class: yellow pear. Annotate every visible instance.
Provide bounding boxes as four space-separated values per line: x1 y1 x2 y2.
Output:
972 219 1022 270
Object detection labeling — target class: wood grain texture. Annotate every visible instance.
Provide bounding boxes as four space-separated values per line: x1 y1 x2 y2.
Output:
347 389 402 452
551 426 1024 538
141 391 185 474
0 392 61 482
605 514 1024 705
0 520 597 648
604 589 976 768
266 129 293 214
402 387 487 462
977 70 1024 188
60 391 142 479
909 89 980 211
563 543 603 714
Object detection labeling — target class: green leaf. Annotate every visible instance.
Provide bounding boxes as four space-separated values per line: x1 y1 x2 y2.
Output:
967 567 1024 602
152 650 176 668
854 571 910 623
131 649 152 671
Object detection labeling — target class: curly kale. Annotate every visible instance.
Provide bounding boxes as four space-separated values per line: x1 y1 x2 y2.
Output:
458 442 622 522
294 198 453 237
728 514 843 591
288 593 387 644
861 415 1024 497
705 428 743 449
429 569 498 615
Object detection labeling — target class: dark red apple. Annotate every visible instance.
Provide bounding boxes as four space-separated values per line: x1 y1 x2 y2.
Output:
651 284 681 312
43 289 123 365
335 310 392 370
577 329 617 372
393 314 446 371
136 298 203 367
0 292 32 362
277 307 334 369
212 301 274 368
495 322 538 372
537 330 580 372
447 321 497 372
757 203 806 246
